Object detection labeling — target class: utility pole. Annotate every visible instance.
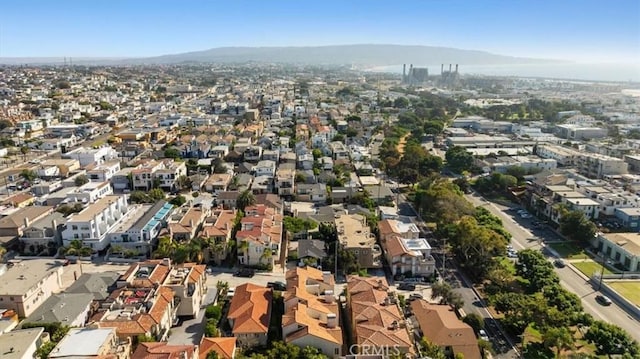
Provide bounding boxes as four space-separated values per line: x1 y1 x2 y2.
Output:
597 251 606 291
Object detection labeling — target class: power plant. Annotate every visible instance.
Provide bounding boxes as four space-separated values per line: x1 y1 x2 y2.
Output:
402 63 460 87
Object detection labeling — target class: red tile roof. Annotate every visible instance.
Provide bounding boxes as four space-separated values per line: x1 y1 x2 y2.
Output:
227 283 272 335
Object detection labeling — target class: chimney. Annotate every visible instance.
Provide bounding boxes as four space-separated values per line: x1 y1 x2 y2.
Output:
449 64 452 72
162 258 171 267
324 290 335 303
189 219 194 229
322 271 333 284
326 313 338 328
24 217 30 228
455 64 459 73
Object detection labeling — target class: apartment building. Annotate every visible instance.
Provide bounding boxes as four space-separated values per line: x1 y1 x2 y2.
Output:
0 259 64 317
535 144 582 166
282 267 342 357
227 283 272 348
162 263 207 318
346 276 413 356
335 214 381 268
236 205 283 267
107 201 173 256
576 153 628 179
65 181 113 204
62 195 130 251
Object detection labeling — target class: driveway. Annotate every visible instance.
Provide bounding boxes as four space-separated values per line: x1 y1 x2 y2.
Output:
168 288 218 345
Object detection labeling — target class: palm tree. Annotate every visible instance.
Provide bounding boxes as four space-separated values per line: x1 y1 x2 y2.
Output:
64 239 84 256
260 247 273 264
237 240 249 264
153 236 175 259
236 190 256 211
188 239 204 263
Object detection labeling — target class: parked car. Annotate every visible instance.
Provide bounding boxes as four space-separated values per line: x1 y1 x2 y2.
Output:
397 283 416 291
267 281 287 291
478 329 490 341
596 295 612 306
226 287 236 298
234 268 255 278
554 259 566 268
408 293 424 301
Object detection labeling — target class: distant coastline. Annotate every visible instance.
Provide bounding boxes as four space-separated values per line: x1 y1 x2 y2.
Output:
366 63 640 83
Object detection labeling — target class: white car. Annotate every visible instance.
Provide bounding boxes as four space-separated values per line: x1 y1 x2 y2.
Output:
226 287 235 298
478 329 490 341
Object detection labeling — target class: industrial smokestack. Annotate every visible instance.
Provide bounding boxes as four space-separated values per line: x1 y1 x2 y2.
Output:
441 64 444 74
455 64 459 73
403 64 406 81
449 64 452 72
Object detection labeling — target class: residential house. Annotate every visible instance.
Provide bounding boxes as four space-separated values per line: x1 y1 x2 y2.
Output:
65 181 114 204
22 293 94 328
236 205 283 268
1 193 35 208
378 219 420 243
276 168 296 197
0 206 54 238
168 206 210 242
163 263 207 318
107 201 173 256
155 160 188 192
131 160 165 191
282 267 342 357
0 259 64 317
132 342 198 359
48 327 128 359
227 283 272 348
411 303 482 359
87 160 121 182
97 286 176 342
200 209 236 265
346 276 413 355
336 214 381 269
296 239 327 264
62 145 118 167
200 337 237 359
20 212 66 252
65 272 120 301
254 160 276 177
250 175 273 195
296 183 327 203
62 195 130 251
204 173 232 193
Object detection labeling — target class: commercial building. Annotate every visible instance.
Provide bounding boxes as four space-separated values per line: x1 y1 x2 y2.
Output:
555 124 607 140
592 232 640 272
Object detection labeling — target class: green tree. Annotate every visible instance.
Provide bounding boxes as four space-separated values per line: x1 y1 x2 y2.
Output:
20 146 30 161
169 195 187 207
445 146 474 173
35 341 56 359
559 210 597 243
584 320 640 356
237 189 256 211
175 175 191 190
20 169 37 182
463 313 485 333
283 216 318 235
206 351 220 359
74 174 90 186
420 338 446 359
164 147 181 159
394 97 410 108
542 327 575 358
149 188 166 201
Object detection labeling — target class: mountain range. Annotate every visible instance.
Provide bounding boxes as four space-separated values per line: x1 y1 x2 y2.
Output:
0 44 561 66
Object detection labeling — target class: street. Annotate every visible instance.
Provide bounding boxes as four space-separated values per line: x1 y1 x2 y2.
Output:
465 192 640 343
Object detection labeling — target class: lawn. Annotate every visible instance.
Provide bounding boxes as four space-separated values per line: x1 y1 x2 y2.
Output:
609 281 640 306
548 242 588 259
572 260 613 277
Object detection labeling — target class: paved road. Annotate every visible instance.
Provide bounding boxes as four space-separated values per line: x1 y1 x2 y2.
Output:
466 192 640 343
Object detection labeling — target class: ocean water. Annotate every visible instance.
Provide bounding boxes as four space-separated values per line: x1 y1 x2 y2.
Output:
368 63 640 83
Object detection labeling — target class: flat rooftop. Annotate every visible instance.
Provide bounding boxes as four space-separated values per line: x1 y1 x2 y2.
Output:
0 328 44 359
0 259 63 296
69 195 121 222
402 238 431 251
336 214 375 248
111 204 152 233
602 232 640 257
49 328 115 358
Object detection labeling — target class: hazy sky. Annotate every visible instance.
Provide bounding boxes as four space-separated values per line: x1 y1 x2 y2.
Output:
1 0 638 63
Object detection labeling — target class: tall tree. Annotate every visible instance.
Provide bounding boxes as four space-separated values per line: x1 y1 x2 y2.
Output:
584 320 640 356
237 190 256 211
542 327 575 358
445 146 474 173
559 210 597 243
